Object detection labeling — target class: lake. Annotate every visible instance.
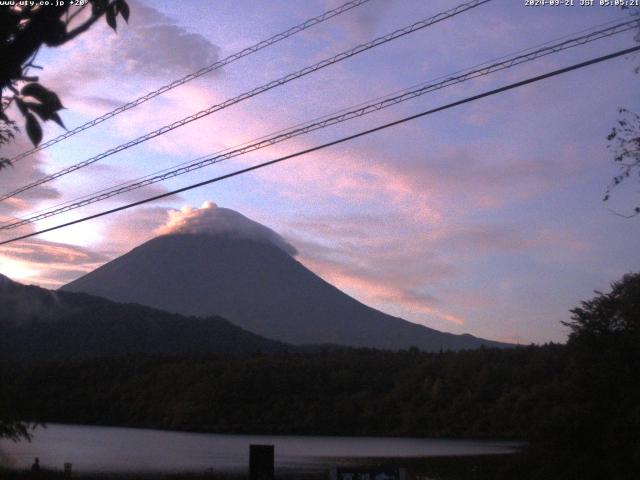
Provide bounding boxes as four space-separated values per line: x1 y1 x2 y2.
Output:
0 424 521 474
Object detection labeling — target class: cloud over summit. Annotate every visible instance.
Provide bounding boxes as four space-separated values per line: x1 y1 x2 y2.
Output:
155 202 298 256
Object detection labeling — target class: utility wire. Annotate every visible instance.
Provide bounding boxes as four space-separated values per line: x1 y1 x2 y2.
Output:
6 0 373 164
0 0 492 203
1 45 637 247
5 14 633 228
25 5 629 228
2 18 636 231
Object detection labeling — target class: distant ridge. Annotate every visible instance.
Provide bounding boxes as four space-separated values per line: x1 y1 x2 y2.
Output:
0 274 288 361
62 211 511 352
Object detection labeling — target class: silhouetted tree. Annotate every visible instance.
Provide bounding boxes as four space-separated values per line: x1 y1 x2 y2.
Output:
0 366 38 442
538 272 640 480
563 272 640 345
605 106 640 217
604 7 640 215
0 0 129 169
0 0 129 441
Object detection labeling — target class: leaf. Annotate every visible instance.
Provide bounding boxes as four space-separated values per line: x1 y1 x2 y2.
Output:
117 0 130 22
49 112 66 129
92 0 109 16
106 3 117 31
14 98 28 116
21 83 48 99
43 19 67 46
21 83 64 111
23 102 66 129
23 102 48 121
25 113 42 146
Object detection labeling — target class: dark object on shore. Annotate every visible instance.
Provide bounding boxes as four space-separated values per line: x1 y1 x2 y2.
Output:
31 458 40 474
249 444 274 480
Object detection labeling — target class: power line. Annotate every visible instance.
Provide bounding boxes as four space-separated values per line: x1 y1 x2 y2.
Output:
6 0 374 164
1 44 637 247
4 15 633 229
0 0 492 203
1 18 636 231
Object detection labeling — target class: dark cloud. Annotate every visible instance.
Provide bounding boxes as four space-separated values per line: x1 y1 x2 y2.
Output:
119 0 221 77
45 0 221 100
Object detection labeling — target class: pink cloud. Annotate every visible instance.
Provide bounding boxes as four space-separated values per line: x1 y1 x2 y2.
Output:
300 253 464 326
0 137 61 215
0 238 109 289
245 128 589 235
283 206 593 333
286 212 462 326
90 205 169 255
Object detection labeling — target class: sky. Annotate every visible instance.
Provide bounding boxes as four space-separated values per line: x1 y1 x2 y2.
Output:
1 0 639 344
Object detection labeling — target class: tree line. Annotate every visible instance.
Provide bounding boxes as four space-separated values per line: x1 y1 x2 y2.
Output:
1 273 638 479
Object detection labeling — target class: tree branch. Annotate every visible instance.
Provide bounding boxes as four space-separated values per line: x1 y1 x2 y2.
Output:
62 1 117 43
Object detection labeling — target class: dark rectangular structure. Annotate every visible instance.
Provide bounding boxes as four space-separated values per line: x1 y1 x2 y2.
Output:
249 444 274 480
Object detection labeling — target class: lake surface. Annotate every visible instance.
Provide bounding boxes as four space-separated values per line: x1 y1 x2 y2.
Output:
0 424 521 474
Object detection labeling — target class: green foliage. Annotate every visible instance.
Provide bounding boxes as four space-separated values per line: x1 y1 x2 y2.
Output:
0 0 129 150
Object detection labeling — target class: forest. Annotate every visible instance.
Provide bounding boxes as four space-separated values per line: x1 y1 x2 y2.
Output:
1 273 639 480
2 345 565 438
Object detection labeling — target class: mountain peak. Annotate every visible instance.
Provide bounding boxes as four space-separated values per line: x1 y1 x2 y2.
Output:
63 227 510 352
155 202 297 256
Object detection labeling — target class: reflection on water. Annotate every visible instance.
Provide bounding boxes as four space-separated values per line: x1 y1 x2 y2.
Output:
0 424 521 474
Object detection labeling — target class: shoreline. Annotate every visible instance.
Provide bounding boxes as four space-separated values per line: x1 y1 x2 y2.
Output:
1 453 524 480
12 421 527 444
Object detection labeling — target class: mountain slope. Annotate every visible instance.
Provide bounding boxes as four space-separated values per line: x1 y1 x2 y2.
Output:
62 233 509 351
0 274 288 361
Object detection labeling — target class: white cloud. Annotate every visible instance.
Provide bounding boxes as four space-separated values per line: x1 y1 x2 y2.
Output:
155 201 298 256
